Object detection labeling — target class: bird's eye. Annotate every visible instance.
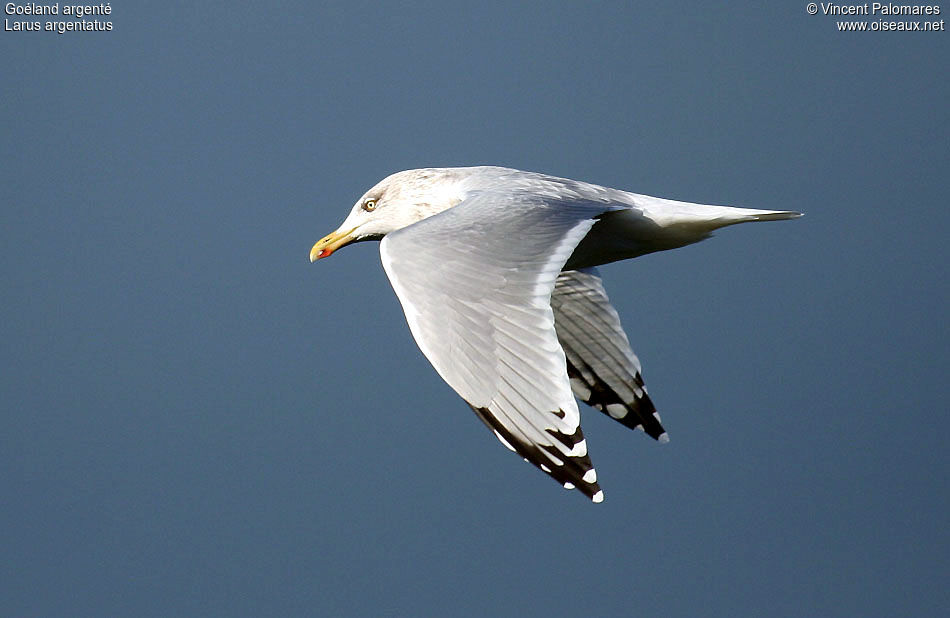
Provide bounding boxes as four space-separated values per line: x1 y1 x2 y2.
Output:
362 199 377 212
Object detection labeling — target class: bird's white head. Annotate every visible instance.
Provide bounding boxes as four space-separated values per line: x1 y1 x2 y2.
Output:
310 167 469 261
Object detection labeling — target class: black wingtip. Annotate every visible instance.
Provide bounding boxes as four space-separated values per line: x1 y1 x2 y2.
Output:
467 403 603 502
567 360 667 440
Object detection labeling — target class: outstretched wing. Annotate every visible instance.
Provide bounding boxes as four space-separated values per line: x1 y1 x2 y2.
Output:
551 268 667 442
380 191 621 502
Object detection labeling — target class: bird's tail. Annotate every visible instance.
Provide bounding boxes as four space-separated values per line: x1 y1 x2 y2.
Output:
731 208 803 223
565 196 802 270
631 194 803 241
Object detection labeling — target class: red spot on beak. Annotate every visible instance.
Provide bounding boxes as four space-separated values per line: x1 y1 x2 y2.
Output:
319 248 332 258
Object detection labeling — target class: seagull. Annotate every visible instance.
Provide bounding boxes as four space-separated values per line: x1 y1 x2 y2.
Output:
310 166 800 503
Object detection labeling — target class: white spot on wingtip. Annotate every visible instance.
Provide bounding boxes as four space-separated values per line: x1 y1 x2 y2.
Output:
569 378 591 401
540 464 551 473
606 403 628 419
563 482 575 490
658 432 670 444
592 490 604 503
653 411 663 423
582 468 597 484
569 438 588 457
493 430 516 452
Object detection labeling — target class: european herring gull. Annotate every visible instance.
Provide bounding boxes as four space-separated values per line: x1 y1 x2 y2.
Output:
310 166 800 503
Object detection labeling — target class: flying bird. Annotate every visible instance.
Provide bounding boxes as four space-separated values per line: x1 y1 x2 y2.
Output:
310 166 800 503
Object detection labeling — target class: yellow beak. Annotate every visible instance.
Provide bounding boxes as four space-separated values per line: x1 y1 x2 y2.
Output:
310 226 358 262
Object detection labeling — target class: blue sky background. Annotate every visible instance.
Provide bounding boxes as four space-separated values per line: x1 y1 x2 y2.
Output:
2 2 947 616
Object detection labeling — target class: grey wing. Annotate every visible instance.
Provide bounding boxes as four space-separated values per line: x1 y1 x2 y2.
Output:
551 268 668 442
380 191 622 502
